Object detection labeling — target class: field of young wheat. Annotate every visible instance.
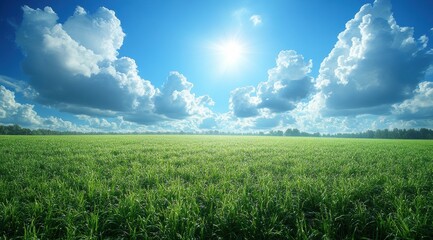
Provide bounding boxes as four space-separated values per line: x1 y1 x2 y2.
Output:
0 135 432 239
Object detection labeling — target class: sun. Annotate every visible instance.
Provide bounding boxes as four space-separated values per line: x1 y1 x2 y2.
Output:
214 38 247 71
219 40 244 64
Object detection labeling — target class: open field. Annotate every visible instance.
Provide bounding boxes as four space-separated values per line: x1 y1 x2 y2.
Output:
1 135 433 239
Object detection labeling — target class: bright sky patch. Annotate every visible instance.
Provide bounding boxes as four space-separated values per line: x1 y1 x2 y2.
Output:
215 39 246 71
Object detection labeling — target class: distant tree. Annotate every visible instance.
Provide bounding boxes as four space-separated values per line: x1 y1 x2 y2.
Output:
284 128 300 136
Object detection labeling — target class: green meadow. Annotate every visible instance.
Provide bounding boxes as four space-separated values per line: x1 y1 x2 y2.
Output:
0 135 432 239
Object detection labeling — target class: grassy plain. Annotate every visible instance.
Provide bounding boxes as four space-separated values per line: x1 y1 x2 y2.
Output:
0 135 432 239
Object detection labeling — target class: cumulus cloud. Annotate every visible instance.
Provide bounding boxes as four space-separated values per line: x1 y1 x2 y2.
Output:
230 50 313 118
42 116 87 132
16 6 153 113
123 72 213 126
0 85 41 126
392 81 433 119
76 114 129 131
63 6 125 61
249 15 262 26
0 85 86 132
229 86 260 118
258 50 313 112
155 72 214 119
15 6 212 125
0 84 138 132
0 75 37 99
315 0 433 116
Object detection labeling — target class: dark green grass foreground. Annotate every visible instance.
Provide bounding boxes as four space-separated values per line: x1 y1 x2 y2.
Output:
1 136 433 239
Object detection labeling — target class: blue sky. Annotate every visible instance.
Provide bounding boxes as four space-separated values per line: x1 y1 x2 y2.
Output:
1 0 433 133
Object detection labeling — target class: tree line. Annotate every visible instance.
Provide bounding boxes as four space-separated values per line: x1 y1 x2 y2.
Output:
1 124 433 139
323 128 433 139
0 124 76 135
258 128 433 139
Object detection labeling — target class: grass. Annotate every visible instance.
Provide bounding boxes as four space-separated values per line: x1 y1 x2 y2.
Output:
0 135 432 239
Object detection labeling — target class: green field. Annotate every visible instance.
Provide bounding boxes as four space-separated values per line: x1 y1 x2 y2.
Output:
1 135 432 239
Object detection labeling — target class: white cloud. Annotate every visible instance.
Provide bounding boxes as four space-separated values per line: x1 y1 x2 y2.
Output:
315 0 433 116
0 75 37 99
15 6 212 126
0 84 140 132
268 50 312 81
0 85 87 132
42 116 89 132
63 6 125 61
154 72 214 119
249 15 262 26
230 50 313 118
16 6 153 113
392 81 433 119
229 86 260 118
258 50 313 112
17 6 101 77
77 114 118 130
0 85 41 126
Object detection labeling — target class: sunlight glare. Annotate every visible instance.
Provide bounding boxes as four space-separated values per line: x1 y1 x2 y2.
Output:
220 40 243 64
215 39 247 71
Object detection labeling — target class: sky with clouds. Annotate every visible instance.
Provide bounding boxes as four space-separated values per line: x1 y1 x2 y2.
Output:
0 0 432 133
